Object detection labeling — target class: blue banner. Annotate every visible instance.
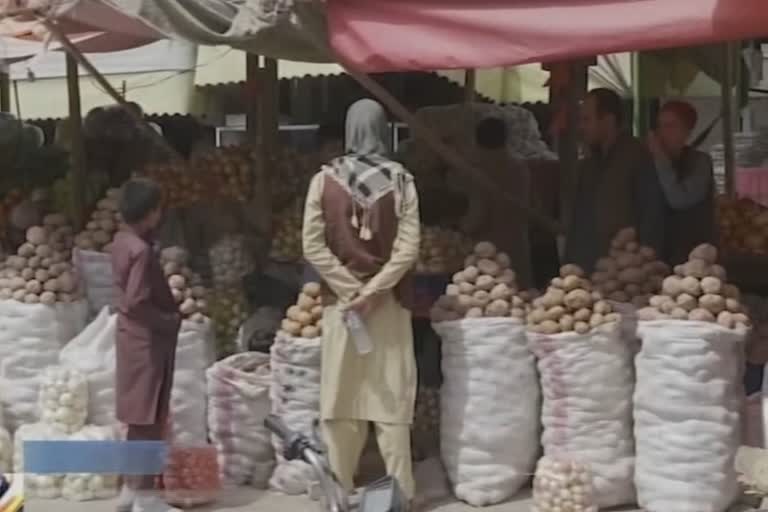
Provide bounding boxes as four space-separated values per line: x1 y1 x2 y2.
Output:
23 441 168 474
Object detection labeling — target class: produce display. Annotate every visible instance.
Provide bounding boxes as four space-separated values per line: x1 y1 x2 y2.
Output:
160 246 208 322
532 457 597 512
267 148 314 212
74 189 121 253
430 242 533 322
637 244 751 329
193 147 253 203
209 235 254 288
138 161 202 208
61 426 119 501
279 282 323 339
163 445 221 507
208 288 249 359
716 195 768 255
270 200 303 263
416 226 474 275
0 224 79 304
591 227 669 307
527 264 620 335
14 422 66 498
38 367 88 434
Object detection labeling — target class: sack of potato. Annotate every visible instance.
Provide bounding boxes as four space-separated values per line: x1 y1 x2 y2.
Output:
527 264 635 508
633 243 747 512
430 242 540 506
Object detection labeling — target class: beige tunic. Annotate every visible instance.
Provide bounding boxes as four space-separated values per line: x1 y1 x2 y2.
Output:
302 173 420 425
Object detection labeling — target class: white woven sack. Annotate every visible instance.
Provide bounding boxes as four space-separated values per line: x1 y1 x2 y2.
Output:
635 320 744 512
207 352 274 486
269 331 321 495
0 299 88 431
0 427 10 472
528 322 636 508
59 307 117 426
433 317 540 507
73 249 114 317
14 422 68 499
171 318 214 445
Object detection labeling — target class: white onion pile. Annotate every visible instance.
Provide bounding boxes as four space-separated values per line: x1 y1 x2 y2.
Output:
38 366 88 434
73 189 121 253
637 244 751 330
0 224 79 304
61 425 119 501
209 288 249 359
160 246 208 322
416 226 474 275
280 282 323 339
269 201 303 263
591 227 670 307
532 457 597 512
0 427 11 472
209 235 254 288
430 242 531 321
527 265 620 335
14 422 67 498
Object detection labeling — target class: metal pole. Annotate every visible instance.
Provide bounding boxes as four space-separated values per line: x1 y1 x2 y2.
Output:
721 43 736 196
65 54 86 230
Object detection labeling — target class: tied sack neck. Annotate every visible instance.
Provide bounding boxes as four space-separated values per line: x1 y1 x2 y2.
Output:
326 154 409 240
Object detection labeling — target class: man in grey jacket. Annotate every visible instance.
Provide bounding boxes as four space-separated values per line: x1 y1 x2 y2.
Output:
565 88 665 273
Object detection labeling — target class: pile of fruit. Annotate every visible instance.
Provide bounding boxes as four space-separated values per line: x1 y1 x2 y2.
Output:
0 223 79 304
637 244 751 330
279 282 324 339
193 147 253 203
430 242 529 322
591 228 670 307
208 288 249 359
416 226 474 275
270 200 303 262
160 246 208 322
532 457 597 512
527 264 620 335
716 195 768 255
268 148 315 212
163 445 221 507
74 189 121 252
138 161 202 208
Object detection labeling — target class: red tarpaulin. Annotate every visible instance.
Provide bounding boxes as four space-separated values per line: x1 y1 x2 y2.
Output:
327 0 768 72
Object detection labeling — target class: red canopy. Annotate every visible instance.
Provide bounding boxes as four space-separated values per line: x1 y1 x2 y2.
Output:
327 0 768 72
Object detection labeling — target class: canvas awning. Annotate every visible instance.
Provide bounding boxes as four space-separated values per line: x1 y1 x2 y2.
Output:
326 0 768 72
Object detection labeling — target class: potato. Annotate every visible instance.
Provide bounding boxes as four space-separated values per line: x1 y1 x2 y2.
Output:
592 272 609 285
723 284 741 300
690 243 718 264
25 280 42 294
477 259 500 277
593 301 611 315
602 280 621 294
18 243 35 257
700 294 726 314
40 291 56 306
638 307 662 321
618 268 643 284
717 311 734 329
575 321 590 334
546 306 566 321
615 253 635 270
662 276 684 297
12 289 26 301
21 268 34 281
551 277 564 289
463 256 477 268
456 295 474 312
725 298 741 313
297 293 315 310
286 305 303 322
589 313 604 328
26 226 47 245
474 242 497 259
495 252 511 269
475 275 496 291
700 277 722 295
573 308 591 322
446 284 460 297
302 282 322 297
510 307 526 319
496 269 516 286
281 319 302 336
57 272 76 293
463 266 480 283
485 299 510 317
660 300 677 314
489 284 511 301
179 298 197 315
458 282 476 295
452 272 465 285
670 307 689 320
562 275 582 291
689 308 715 322
35 244 52 258
733 313 750 326
168 274 186 290
539 320 560 334
466 307 484 318
559 314 575 332
676 293 697 311
9 277 25 291
472 290 491 308
542 288 566 308
683 259 710 279
311 305 324 320
625 283 641 297
560 264 585 278
529 307 547 324
24 293 40 304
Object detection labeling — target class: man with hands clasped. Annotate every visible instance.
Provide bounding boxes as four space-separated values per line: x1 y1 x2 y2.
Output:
302 99 421 503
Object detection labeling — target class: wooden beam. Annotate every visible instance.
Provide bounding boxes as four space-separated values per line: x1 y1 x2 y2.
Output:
0 72 10 113
721 43 737 196
245 53 260 144
260 57 279 153
65 54 86 230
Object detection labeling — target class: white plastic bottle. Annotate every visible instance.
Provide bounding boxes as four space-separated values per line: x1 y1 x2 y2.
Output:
344 310 373 355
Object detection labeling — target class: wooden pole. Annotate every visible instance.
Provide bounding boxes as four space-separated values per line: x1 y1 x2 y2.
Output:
464 69 476 103
721 43 736 196
0 71 10 113
245 54 260 144
560 61 589 228
244 53 272 239
261 58 279 152
65 54 86 230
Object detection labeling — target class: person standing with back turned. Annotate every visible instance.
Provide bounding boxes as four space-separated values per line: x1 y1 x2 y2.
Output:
111 179 181 512
565 88 666 273
302 99 420 504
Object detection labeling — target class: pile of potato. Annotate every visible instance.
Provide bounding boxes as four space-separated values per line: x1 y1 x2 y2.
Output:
160 247 208 322
0 223 79 304
591 227 670 307
430 242 529 322
637 244 750 330
532 457 597 512
270 201 303 263
193 147 253 203
716 195 768 255
280 282 324 339
138 161 202 208
208 288 249 359
527 264 620 335
74 189 122 253
416 226 474 275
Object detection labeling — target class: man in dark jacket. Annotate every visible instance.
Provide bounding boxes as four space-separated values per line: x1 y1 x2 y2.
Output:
565 88 665 273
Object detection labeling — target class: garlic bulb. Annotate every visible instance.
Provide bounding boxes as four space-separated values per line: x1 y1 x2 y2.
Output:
61 425 119 501
532 457 597 512
38 366 88 434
